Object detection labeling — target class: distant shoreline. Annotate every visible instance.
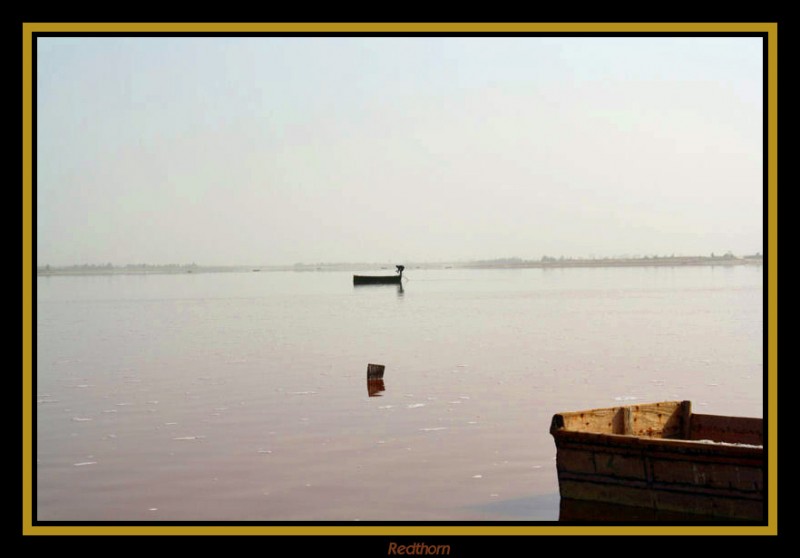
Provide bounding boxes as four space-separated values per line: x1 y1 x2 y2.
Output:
37 255 763 277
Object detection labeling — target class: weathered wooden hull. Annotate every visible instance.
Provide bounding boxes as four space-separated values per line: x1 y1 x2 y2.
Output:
550 401 764 520
353 274 402 285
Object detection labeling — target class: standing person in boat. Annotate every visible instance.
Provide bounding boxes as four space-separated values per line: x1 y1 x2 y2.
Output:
396 265 404 277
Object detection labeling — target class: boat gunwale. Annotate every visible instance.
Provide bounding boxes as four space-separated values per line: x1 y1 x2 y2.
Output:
550 427 763 460
550 400 763 459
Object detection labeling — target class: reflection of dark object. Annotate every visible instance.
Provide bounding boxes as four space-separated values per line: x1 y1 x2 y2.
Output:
558 498 718 522
353 264 404 285
550 400 763 520
367 379 386 397
367 363 385 379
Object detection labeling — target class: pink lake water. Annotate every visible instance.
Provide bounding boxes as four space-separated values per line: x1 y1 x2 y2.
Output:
35 265 764 521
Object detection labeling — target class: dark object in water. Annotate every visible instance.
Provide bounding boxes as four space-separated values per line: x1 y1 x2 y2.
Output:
367 363 385 379
550 400 763 520
353 265 404 285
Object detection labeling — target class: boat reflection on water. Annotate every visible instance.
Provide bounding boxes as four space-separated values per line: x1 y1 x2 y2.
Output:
558 498 744 522
352 282 404 297
367 379 386 397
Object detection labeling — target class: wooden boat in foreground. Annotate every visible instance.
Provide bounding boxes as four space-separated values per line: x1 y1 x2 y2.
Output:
550 400 763 520
353 265 404 285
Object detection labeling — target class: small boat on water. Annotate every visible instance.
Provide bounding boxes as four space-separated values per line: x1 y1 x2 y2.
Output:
550 400 763 520
353 265 404 285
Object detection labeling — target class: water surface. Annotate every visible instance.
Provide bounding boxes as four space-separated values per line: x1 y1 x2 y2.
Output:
35 265 764 521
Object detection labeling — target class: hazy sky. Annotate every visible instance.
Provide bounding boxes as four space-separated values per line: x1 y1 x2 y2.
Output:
36 36 764 266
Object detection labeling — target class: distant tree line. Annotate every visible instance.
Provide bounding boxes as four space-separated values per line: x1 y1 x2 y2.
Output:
38 263 199 272
471 252 761 266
